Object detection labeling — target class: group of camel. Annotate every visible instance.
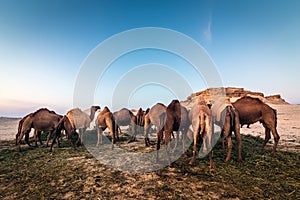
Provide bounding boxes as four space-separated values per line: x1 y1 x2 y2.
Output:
15 96 280 168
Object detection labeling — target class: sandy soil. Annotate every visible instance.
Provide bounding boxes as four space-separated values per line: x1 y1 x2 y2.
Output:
0 117 20 141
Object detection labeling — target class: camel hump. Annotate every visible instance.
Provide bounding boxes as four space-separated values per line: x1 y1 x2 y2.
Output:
156 103 166 108
166 100 182 115
102 106 111 113
32 108 51 116
67 108 83 115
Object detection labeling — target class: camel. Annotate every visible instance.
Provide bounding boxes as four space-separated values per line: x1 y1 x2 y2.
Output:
16 108 65 151
212 98 242 162
158 100 190 165
188 96 214 168
113 108 137 141
16 113 34 146
50 115 77 152
135 108 145 135
66 106 100 145
95 106 116 149
144 103 167 147
232 96 280 153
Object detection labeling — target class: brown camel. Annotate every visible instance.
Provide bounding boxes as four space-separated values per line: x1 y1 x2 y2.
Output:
16 112 59 148
188 97 214 168
16 108 65 151
50 115 78 152
136 108 145 135
66 106 100 145
158 100 190 165
212 99 242 162
16 113 34 146
113 108 136 142
232 96 280 152
144 103 167 147
95 106 116 149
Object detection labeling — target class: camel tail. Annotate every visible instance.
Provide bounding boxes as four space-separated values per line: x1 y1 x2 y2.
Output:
16 119 24 145
199 112 205 134
16 113 32 145
228 106 235 128
273 108 277 128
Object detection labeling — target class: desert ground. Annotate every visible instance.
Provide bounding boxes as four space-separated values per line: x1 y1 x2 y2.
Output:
0 104 299 199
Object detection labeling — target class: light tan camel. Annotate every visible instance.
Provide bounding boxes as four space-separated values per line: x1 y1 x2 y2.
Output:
212 97 242 162
66 106 100 145
144 103 167 147
95 106 116 149
113 108 136 142
188 96 214 168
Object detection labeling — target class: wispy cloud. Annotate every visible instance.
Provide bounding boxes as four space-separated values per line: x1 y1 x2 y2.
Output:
203 14 212 43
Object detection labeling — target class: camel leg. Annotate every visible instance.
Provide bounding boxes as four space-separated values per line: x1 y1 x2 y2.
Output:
144 121 151 147
18 129 31 151
170 131 179 153
82 128 87 145
181 129 187 157
46 131 51 147
34 130 39 147
223 123 232 162
25 132 31 147
116 126 120 141
96 126 103 147
164 130 172 166
50 131 58 152
77 128 85 146
54 130 61 148
270 126 280 153
131 123 136 142
156 130 163 163
189 127 199 165
235 125 242 162
38 131 43 146
221 129 226 149
262 125 271 151
225 136 232 163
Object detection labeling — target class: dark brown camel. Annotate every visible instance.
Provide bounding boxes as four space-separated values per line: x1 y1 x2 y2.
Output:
16 108 65 151
212 101 242 162
144 103 166 147
113 108 137 142
232 96 280 152
50 115 77 152
95 107 116 150
158 100 190 165
188 97 214 168
136 108 145 134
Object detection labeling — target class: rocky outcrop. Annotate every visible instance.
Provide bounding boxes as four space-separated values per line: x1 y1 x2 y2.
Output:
185 87 288 105
265 94 288 104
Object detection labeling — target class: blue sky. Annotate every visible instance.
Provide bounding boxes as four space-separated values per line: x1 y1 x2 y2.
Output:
0 0 299 117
